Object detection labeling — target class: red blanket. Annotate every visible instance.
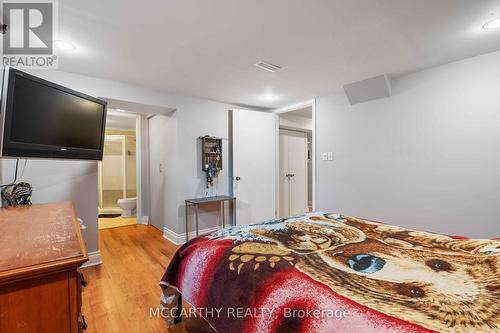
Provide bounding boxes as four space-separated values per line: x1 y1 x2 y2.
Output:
161 213 499 333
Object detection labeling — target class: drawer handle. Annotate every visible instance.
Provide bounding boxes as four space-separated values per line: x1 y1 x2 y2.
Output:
80 272 87 287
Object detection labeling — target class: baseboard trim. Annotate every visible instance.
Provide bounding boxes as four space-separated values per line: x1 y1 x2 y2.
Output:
163 226 221 245
81 251 102 268
138 215 149 225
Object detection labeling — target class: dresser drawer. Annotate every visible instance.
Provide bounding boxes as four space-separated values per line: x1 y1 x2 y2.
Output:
0 272 72 332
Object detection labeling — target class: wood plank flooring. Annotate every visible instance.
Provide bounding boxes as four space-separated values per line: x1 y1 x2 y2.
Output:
80 225 214 333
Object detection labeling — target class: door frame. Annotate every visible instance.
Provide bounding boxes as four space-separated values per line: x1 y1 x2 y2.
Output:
99 110 143 220
274 99 316 213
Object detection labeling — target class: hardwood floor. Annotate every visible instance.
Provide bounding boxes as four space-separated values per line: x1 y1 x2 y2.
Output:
80 225 213 333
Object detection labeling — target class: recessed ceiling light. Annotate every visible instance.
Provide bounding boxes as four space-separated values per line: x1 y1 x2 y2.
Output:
115 108 126 112
259 93 278 102
54 40 76 51
483 18 500 30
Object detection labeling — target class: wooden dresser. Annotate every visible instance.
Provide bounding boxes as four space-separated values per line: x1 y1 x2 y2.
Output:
0 202 89 332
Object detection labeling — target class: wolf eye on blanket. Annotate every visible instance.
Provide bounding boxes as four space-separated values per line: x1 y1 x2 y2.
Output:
347 254 385 273
161 212 499 333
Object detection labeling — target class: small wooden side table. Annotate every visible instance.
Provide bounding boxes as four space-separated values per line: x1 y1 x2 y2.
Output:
184 195 236 242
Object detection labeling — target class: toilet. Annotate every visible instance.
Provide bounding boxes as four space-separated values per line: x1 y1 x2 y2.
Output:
117 197 136 217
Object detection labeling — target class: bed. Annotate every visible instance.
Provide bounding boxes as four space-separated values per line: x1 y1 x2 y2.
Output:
160 212 499 333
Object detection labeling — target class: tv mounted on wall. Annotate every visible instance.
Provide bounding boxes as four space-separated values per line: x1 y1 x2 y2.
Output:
0 68 107 160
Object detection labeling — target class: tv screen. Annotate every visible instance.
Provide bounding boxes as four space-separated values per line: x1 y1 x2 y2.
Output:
0 68 107 160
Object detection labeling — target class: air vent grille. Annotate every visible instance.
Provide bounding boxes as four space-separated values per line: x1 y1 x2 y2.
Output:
255 61 282 73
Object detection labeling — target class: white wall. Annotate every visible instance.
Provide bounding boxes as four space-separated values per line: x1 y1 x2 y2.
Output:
138 115 150 224
0 70 235 253
0 159 99 250
175 103 231 234
316 50 500 238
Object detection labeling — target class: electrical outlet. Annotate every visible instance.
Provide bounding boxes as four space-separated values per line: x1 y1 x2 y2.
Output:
322 152 328 161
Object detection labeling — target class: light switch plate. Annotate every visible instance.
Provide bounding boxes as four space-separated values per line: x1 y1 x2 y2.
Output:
328 152 333 161
322 152 328 161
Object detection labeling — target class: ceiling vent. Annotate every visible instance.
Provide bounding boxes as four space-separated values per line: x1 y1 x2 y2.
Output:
255 61 282 73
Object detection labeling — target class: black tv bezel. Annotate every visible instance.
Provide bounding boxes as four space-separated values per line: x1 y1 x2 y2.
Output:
0 68 107 160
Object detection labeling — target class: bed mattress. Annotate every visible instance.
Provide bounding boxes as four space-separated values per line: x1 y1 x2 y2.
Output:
161 212 499 333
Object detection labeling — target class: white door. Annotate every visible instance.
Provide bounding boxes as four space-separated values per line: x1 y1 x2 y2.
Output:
279 131 289 217
279 129 308 217
231 109 277 226
149 115 169 231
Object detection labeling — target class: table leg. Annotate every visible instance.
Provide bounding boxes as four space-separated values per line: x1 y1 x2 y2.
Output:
232 198 236 226
219 200 222 228
185 202 189 242
222 200 225 228
195 204 199 237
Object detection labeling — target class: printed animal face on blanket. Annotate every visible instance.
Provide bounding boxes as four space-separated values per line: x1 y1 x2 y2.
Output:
211 213 500 333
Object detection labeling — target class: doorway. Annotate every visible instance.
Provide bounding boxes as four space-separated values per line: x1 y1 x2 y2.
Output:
94 98 176 233
275 101 315 217
98 111 140 229
279 129 311 216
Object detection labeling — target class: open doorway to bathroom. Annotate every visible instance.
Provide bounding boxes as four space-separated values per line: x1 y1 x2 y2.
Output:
98 111 139 229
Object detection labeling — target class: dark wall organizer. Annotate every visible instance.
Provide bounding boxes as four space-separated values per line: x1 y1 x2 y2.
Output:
200 136 222 171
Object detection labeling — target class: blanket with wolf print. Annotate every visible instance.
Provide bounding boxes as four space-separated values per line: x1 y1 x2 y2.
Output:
160 213 499 333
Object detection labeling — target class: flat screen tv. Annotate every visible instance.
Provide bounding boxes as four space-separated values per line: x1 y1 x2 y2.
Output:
0 68 107 160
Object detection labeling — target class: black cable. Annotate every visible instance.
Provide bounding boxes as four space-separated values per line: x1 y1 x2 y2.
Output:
14 159 19 183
